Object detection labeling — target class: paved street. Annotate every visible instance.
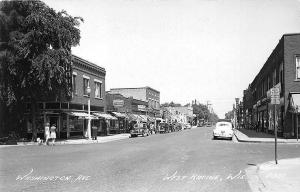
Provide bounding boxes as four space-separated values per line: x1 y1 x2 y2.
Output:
1 127 299 192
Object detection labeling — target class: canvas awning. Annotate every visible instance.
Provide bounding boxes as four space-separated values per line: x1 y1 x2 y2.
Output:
147 116 155 122
290 94 300 113
112 112 127 118
67 112 98 119
155 118 164 122
139 115 148 122
93 113 117 120
126 114 139 121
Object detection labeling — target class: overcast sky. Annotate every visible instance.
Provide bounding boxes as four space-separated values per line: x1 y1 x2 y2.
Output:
44 0 300 118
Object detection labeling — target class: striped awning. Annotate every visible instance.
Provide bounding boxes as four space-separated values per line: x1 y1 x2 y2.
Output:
112 112 127 118
139 115 148 122
290 94 300 113
67 112 98 119
93 113 117 120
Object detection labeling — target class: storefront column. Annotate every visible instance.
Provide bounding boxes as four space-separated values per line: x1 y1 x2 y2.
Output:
292 114 294 136
296 114 299 141
58 116 61 139
66 114 70 139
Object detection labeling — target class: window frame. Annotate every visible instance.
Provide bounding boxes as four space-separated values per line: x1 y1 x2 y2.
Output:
72 72 77 96
94 79 103 99
83 76 90 97
296 55 300 80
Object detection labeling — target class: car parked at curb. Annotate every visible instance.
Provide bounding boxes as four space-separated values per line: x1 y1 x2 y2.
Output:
130 123 149 137
213 120 234 140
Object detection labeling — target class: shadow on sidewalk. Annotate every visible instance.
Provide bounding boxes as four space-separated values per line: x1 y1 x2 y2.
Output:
238 128 276 138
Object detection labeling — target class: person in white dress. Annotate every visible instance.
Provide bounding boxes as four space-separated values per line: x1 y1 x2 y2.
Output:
44 122 50 145
50 124 56 146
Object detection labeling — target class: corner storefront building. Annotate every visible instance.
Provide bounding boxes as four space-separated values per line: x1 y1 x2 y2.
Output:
25 55 113 139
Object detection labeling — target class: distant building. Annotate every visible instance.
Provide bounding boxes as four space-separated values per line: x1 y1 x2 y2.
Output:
242 33 300 138
163 106 193 124
108 87 160 118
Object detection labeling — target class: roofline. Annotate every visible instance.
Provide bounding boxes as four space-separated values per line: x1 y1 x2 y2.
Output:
72 55 106 74
110 86 160 93
250 33 300 88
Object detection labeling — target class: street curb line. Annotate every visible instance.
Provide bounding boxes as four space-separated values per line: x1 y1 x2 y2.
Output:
234 132 300 144
3 136 131 147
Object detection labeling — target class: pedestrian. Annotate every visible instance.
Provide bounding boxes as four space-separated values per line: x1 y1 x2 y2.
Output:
50 124 56 146
44 122 50 145
92 126 98 140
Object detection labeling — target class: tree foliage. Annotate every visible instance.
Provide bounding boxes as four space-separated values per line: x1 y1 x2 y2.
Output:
192 103 219 123
0 0 83 138
225 109 234 120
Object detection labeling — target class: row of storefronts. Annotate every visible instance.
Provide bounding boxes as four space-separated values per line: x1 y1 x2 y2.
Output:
240 34 300 138
24 55 165 140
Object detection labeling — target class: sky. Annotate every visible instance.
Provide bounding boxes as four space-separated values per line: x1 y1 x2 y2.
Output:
43 0 300 118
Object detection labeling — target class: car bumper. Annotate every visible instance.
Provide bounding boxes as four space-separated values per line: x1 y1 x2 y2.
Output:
213 132 233 138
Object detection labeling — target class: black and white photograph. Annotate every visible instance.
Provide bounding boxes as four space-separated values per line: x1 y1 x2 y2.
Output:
0 0 300 191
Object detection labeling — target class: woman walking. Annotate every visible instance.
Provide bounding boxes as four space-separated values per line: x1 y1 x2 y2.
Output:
50 124 56 146
44 122 50 145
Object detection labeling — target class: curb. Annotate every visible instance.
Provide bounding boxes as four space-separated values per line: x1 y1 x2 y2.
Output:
1 135 131 147
234 132 300 144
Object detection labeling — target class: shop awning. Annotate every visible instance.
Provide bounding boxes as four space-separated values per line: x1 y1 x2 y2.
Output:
67 112 98 119
126 114 139 121
112 112 127 118
290 94 300 113
155 118 164 122
147 116 155 122
139 115 148 122
93 113 117 120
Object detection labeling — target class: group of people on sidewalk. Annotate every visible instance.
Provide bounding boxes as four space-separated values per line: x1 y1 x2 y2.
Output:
44 123 56 145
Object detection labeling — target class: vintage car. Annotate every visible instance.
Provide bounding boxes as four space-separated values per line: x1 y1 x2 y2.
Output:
130 122 149 137
213 120 234 140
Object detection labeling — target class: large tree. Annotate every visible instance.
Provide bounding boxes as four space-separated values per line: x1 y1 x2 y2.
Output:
0 0 83 140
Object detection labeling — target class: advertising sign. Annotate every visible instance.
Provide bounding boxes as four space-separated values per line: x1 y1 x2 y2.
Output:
113 99 124 107
138 105 146 111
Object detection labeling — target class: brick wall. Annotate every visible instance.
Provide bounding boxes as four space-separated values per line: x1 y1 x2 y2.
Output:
71 59 106 111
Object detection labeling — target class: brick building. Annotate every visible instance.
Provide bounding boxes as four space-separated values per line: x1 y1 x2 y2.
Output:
26 55 110 139
108 87 160 118
105 92 150 133
243 33 300 138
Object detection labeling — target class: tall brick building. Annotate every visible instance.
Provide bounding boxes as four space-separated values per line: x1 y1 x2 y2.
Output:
25 55 108 139
243 33 300 138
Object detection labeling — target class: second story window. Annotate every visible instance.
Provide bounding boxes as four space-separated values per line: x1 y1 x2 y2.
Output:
94 81 102 99
296 56 300 80
83 76 90 96
72 72 77 96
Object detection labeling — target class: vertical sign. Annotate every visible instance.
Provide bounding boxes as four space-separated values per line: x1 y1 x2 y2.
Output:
270 87 280 165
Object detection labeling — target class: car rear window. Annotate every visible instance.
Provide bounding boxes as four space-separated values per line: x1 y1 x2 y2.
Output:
216 122 232 128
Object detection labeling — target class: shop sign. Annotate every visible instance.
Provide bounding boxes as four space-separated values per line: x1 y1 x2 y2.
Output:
113 99 124 107
138 105 146 111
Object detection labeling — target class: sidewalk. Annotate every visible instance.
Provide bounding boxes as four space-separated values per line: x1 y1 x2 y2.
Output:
245 158 300 192
0 134 131 147
234 128 300 143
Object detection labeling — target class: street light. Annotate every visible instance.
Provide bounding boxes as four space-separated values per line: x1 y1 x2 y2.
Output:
86 86 91 139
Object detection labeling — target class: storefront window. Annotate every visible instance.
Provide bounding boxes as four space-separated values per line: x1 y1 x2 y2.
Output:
69 116 84 132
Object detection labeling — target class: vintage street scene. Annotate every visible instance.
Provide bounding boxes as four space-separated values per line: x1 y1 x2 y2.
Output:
0 0 300 192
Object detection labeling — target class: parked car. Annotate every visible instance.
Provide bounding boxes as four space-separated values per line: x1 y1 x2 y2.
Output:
206 122 212 127
213 121 234 140
130 123 149 137
158 122 167 133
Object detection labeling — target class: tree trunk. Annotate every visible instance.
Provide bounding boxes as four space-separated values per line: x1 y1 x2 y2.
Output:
31 101 37 142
